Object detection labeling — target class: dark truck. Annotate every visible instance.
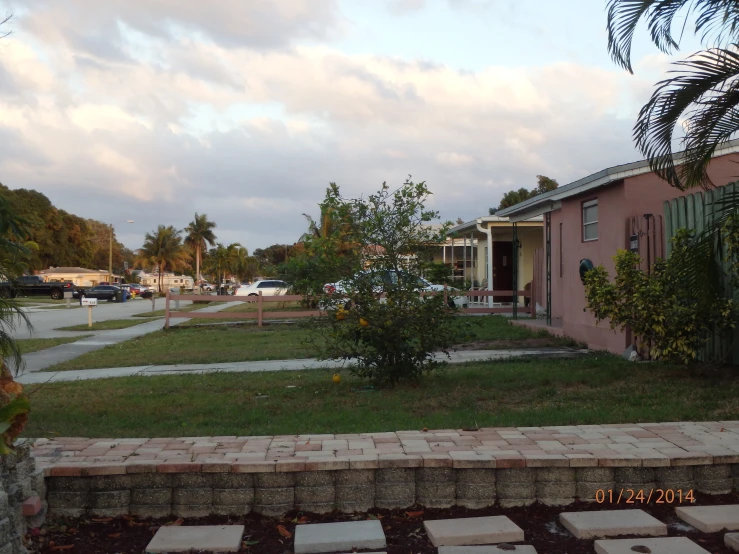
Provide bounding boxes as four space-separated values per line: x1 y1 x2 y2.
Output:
0 275 76 299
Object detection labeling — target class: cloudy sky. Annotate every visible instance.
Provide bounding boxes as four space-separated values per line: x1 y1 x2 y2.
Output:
0 0 697 251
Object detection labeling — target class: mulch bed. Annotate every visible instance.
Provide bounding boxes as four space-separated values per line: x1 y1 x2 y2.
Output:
26 492 738 553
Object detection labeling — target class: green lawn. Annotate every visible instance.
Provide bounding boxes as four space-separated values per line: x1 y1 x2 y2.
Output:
18 335 92 354
55 319 153 332
23 355 739 438
16 298 67 305
41 316 572 372
43 323 316 371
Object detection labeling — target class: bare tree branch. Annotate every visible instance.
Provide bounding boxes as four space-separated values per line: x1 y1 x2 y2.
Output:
0 14 12 40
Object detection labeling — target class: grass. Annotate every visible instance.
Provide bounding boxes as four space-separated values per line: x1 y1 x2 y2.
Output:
17 335 92 354
43 323 316 371
23 355 739 438
41 316 569 372
16 298 67 305
55 319 153 332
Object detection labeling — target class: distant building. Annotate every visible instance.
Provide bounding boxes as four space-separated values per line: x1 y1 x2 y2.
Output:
137 271 194 291
37 267 122 287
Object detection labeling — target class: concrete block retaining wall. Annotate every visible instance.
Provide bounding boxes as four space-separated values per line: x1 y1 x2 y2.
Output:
0 441 46 554
45 463 739 519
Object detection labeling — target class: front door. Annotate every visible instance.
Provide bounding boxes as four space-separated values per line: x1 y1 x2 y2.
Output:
492 241 513 302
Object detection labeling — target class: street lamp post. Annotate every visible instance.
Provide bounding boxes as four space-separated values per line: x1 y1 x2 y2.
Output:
110 220 135 283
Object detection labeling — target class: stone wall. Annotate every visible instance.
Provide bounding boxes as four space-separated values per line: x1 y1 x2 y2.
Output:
45 463 739 519
0 440 46 554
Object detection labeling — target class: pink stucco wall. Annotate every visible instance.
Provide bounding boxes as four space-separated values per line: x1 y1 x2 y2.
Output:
550 153 739 354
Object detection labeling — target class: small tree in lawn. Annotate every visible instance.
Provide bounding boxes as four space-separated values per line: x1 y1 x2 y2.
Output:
309 178 464 387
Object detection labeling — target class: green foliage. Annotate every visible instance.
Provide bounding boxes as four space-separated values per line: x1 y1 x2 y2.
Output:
0 195 32 373
584 229 737 364
184 213 217 287
280 184 361 300
135 226 191 293
491 175 559 212
421 261 453 285
607 0 739 190
0 184 132 272
307 178 465 386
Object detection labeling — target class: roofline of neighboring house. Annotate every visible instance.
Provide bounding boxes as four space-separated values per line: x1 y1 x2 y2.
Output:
496 138 739 222
449 214 543 234
39 267 106 274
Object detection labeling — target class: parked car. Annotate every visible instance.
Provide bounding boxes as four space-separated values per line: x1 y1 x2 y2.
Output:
125 283 145 295
0 275 75 300
73 285 125 302
234 280 288 296
200 283 214 292
324 270 468 308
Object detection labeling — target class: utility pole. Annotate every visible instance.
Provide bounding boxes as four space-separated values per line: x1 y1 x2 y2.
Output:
109 220 135 284
109 224 113 284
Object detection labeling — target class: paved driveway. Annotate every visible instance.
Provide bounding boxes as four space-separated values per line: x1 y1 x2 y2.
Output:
13 297 190 339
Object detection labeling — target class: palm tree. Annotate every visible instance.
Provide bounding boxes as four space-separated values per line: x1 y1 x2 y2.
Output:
134 225 191 293
184 213 217 292
226 244 261 283
606 0 739 282
203 243 230 287
0 194 32 374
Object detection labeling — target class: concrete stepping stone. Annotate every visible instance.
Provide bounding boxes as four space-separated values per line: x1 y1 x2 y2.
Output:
438 546 537 553
675 505 739 532
423 516 525 547
726 532 739 552
293 520 386 554
593 537 710 554
146 525 244 553
559 510 667 539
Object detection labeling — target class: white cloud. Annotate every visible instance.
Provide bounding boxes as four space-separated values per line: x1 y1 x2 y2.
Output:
0 1 653 251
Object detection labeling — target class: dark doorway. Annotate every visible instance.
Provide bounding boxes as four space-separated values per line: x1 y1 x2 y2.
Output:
492 241 513 302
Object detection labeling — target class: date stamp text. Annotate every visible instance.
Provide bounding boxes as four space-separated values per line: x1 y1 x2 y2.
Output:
595 489 695 504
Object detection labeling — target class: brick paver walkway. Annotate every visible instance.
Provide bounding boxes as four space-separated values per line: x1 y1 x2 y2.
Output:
32 421 739 476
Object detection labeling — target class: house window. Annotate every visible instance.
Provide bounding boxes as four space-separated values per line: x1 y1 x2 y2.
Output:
582 199 598 241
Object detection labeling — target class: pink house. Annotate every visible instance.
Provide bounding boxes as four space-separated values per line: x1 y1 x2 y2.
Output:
497 139 739 355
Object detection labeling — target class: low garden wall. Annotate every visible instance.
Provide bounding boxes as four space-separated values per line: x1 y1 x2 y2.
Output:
44 463 739 519
0 440 45 554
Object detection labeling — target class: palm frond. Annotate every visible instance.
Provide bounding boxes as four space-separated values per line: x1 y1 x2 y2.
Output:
607 0 739 73
634 46 739 190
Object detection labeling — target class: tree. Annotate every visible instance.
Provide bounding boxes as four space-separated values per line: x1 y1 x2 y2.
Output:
490 176 559 213
0 194 32 373
605 0 739 292
203 243 230 285
308 178 465 386
184 213 217 290
134 226 191 293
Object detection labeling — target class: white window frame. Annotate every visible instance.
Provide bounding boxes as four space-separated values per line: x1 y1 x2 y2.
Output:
582 199 598 242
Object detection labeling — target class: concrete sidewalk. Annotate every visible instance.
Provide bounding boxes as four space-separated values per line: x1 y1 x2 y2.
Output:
16 347 589 384
19 301 243 373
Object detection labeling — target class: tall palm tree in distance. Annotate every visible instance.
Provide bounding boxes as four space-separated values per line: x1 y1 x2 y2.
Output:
135 225 191 293
184 213 216 292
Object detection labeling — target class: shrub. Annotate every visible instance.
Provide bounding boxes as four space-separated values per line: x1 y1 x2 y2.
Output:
307 178 465 386
584 229 737 364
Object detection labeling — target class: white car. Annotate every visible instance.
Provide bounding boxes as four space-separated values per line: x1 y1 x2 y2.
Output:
324 270 468 308
234 279 288 296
